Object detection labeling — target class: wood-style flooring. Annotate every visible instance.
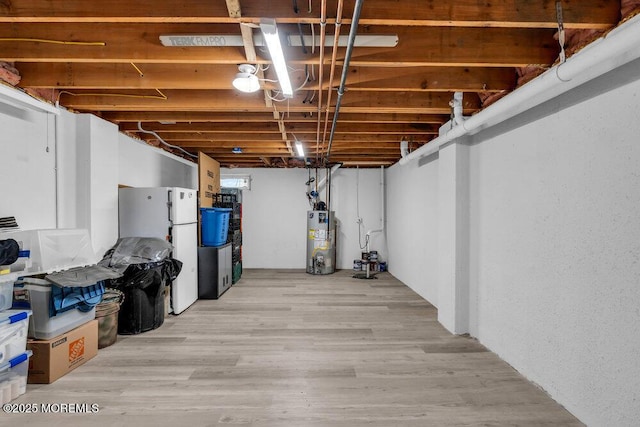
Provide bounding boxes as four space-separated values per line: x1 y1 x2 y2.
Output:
9 269 582 426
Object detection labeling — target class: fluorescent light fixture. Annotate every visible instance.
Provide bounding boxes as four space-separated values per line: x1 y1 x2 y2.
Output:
260 18 293 98
295 141 305 157
232 64 260 93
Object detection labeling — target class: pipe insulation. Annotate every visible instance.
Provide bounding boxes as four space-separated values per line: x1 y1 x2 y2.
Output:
399 13 640 166
400 139 409 158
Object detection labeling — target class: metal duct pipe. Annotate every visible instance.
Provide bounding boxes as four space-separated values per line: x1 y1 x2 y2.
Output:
325 0 364 164
400 14 640 166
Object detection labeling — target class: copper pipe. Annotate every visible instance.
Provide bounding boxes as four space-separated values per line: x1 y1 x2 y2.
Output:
314 0 327 165
326 0 363 163
320 0 344 163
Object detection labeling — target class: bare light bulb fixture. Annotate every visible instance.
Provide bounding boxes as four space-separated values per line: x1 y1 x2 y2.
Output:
232 64 260 93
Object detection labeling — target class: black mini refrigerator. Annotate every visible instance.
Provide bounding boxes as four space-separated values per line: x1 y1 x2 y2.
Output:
198 243 232 299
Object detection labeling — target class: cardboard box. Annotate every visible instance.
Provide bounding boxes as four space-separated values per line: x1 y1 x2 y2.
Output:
27 319 98 384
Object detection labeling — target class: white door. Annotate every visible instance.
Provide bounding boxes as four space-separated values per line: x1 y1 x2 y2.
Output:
170 188 197 225
171 222 198 314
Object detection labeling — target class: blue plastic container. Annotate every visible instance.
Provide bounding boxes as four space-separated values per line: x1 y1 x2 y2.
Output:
201 207 232 247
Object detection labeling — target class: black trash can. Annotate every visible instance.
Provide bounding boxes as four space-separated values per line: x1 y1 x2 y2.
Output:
108 259 181 334
100 237 182 335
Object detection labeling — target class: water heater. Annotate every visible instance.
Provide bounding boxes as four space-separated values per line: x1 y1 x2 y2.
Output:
306 210 336 275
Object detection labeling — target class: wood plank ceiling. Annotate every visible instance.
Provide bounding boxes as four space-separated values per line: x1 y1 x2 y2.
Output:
0 1 624 168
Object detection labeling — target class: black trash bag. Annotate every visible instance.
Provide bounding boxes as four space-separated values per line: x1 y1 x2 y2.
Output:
106 258 182 335
0 239 19 265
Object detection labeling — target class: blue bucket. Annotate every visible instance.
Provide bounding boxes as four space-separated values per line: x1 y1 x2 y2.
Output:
201 207 232 246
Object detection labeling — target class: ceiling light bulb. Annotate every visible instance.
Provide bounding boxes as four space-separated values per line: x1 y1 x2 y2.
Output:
295 141 305 157
232 64 260 93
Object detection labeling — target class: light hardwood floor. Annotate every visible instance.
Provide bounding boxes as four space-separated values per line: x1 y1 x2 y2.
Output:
9 269 582 426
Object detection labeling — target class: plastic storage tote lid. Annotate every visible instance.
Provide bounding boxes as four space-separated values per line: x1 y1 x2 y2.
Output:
213 207 233 212
0 310 32 326
0 273 18 284
0 350 32 371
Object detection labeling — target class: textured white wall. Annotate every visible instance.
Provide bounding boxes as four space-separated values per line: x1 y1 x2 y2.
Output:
1 102 198 257
222 167 383 270
75 114 120 257
469 72 640 426
386 156 439 305
329 168 385 269
0 98 56 230
118 134 197 189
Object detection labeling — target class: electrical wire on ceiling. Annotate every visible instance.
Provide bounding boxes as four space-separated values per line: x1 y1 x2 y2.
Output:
130 62 144 77
137 121 197 159
56 88 167 105
0 38 106 46
556 0 567 64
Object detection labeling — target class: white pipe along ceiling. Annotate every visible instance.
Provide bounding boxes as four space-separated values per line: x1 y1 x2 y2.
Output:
400 13 640 166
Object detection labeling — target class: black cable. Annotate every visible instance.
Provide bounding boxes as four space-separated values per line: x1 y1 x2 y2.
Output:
297 22 308 54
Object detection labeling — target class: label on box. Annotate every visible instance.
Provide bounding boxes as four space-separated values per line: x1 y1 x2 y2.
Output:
69 337 85 364
12 288 31 309
52 336 67 348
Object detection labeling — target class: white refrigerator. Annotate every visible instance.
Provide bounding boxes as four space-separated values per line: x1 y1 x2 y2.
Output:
118 187 198 314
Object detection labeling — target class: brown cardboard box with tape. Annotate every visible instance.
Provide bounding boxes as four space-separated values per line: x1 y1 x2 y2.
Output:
27 320 98 384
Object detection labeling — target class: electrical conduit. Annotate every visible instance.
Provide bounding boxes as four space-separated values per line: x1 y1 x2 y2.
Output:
325 0 364 163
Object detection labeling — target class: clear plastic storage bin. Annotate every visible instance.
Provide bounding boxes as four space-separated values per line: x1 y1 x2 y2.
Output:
13 278 97 340
0 310 31 364
0 273 17 311
0 351 32 404
0 229 98 275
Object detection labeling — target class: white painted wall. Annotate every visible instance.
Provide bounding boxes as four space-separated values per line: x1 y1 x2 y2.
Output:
0 88 197 257
386 155 439 305
222 167 383 270
0 98 56 230
118 134 197 189
75 114 120 257
328 168 385 269
468 70 640 427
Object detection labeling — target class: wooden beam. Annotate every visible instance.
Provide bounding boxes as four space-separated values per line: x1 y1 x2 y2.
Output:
2 25 560 67
121 122 283 133
171 134 424 144
158 133 286 142
103 111 449 124
0 0 619 29
59 90 480 113
18 63 516 93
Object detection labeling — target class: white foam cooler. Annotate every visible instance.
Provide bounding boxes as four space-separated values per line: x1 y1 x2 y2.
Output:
0 310 31 364
13 278 96 340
